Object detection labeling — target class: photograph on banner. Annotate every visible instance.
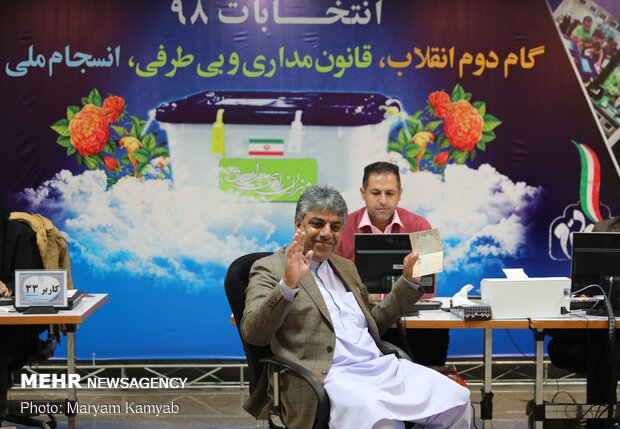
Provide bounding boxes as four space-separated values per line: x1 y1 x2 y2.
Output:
548 0 620 166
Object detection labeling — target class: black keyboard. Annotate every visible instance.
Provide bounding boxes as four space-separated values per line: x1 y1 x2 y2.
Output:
411 299 442 311
570 297 601 310
0 297 13 306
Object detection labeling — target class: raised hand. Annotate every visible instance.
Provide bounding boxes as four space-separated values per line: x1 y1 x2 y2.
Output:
403 251 421 284
0 281 11 298
283 229 313 289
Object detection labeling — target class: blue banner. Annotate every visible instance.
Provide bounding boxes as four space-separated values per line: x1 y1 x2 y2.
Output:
1 0 619 359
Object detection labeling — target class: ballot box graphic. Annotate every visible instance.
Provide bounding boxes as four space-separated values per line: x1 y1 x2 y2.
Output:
155 91 396 201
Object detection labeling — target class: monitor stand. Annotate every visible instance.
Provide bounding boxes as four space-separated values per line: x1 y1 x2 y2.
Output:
23 306 58 314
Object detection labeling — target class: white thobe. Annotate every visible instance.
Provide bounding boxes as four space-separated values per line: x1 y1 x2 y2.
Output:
310 260 471 429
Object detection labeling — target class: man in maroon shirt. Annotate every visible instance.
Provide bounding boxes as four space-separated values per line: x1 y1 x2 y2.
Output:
335 161 450 366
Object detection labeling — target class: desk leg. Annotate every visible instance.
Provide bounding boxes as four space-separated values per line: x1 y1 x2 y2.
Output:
67 325 77 429
480 328 493 429
534 329 544 429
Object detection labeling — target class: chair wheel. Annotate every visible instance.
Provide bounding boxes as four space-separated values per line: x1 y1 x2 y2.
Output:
45 413 57 428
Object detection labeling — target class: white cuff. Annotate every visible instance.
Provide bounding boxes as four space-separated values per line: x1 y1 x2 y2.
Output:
279 279 300 301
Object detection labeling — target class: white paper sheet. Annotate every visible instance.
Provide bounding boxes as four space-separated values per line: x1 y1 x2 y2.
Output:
502 268 529 280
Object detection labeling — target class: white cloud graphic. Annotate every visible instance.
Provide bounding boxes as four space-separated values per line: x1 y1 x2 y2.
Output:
397 164 541 272
19 170 291 287
18 163 540 287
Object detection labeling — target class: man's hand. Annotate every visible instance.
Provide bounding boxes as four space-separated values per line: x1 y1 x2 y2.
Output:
0 281 12 298
283 230 313 289
403 252 421 284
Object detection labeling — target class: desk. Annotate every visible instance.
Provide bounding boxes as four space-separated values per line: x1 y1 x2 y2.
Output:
409 307 618 428
234 298 565 427
404 299 529 429
530 313 613 429
0 293 108 429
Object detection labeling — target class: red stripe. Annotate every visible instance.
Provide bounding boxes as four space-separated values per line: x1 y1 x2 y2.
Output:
248 151 284 156
582 144 603 221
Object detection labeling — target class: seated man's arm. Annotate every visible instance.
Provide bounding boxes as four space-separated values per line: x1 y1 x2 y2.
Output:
371 276 423 334
344 255 422 335
368 251 423 334
240 258 295 347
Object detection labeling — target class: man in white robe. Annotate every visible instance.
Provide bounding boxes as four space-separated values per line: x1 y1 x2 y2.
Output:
241 185 471 428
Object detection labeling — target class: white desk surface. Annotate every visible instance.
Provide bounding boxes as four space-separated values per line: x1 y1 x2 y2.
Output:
405 298 614 329
530 311 611 329
403 297 530 329
0 293 108 325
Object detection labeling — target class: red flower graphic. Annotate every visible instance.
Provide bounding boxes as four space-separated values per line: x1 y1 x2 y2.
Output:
387 84 501 174
443 99 484 152
68 104 110 157
102 96 125 123
428 91 451 118
52 88 171 188
434 151 450 165
103 156 119 171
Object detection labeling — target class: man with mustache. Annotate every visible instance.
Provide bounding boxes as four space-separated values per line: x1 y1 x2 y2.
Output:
240 185 470 429
336 161 450 368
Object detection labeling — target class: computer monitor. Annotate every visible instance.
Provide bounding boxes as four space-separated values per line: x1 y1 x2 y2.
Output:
354 233 436 297
570 232 620 315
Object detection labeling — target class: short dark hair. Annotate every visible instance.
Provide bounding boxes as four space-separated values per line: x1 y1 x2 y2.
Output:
294 185 348 223
362 162 401 189
583 16 593 23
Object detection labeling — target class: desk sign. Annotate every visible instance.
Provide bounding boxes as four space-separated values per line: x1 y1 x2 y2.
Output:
15 269 68 310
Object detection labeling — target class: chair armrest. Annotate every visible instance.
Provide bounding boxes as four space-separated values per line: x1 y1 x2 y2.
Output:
260 356 330 429
382 341 413 362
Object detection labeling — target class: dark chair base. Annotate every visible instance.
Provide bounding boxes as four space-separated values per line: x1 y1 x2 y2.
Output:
1 413 56 429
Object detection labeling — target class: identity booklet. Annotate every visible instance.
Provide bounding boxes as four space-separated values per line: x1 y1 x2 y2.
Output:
409 228 443 277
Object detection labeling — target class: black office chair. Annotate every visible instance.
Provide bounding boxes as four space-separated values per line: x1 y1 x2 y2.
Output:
224 252 329 429
0 325 60 429
224 252 412 429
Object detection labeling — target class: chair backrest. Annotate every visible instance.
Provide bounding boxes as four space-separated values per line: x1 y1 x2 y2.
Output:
224 252 273 394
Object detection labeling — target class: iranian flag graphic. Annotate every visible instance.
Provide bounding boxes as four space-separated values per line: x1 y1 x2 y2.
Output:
249 139 284 156
573 140 603 223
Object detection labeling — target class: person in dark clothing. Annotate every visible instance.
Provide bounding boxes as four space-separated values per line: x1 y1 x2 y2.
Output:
0 200 43 297
0 199 44 406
